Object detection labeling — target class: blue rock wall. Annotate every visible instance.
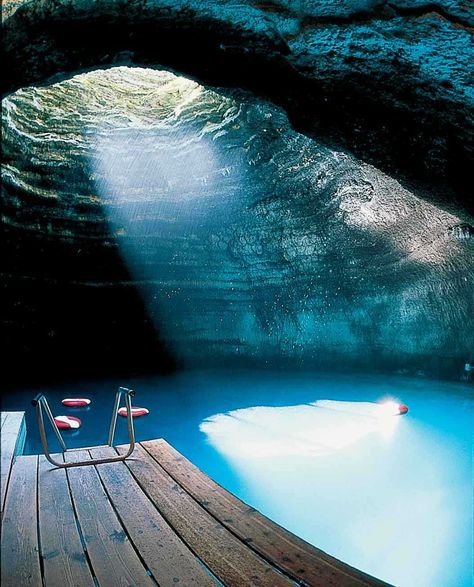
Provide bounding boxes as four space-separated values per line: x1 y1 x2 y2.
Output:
2 68 473 381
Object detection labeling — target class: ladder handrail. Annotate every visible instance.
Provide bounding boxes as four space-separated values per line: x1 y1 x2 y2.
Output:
32 387 136 468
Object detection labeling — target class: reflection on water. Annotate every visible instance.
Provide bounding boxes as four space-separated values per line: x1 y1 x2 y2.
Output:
2 371 472 587
200 400 400 457
200 394 471 587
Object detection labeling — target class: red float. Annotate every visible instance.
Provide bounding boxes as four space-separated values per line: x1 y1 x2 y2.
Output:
61 398 91 407
117 406 149 418
54 415 82 429
378 400 409 416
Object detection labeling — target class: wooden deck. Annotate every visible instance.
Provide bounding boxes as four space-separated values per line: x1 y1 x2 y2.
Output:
1 413 392 587
1 411 26 513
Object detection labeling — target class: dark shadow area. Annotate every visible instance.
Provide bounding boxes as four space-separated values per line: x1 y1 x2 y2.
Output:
1 224 178 389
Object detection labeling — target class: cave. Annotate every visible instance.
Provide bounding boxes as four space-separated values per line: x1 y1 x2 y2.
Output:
1 2 473 587
2 65 473 383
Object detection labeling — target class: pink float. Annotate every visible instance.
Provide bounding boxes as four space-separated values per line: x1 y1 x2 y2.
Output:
61 398 91 407
54 415 81 429
118 406 149 418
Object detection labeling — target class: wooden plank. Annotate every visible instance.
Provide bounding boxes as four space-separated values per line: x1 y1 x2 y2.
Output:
0 411 24 433
1 412 9 429
1 412 26 512
65 449 154 587
38 455 96 587
90 446 218 587
1 455 42 587
119 443 294 587
14 415 26 457
143 439 391 587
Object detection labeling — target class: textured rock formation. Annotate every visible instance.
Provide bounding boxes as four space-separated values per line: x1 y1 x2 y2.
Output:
2 0 473 211
2 68 473 382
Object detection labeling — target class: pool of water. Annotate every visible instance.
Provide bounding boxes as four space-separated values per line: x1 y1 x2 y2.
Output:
2 370 472 587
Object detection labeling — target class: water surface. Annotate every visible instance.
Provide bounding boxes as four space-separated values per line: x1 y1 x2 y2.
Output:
2 370 472 587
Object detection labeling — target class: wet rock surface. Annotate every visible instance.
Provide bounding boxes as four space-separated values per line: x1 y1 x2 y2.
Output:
2 68 473 382
2 0 473 211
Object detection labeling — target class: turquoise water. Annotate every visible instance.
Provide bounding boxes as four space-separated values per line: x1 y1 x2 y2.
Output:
2 370 472 587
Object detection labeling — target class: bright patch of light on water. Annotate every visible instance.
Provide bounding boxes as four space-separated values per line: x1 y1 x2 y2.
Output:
378 399 402 416
198 389 470 587
200 400 400 458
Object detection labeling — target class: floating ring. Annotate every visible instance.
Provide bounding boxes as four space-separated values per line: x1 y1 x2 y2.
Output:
54 415 82 429
62 398 91 407
118 406 149 418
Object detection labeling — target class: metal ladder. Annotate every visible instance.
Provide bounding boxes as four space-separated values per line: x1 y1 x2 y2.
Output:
32 386 136 468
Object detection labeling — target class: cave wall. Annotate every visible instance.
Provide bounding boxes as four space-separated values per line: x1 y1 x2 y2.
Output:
2 68 473 383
